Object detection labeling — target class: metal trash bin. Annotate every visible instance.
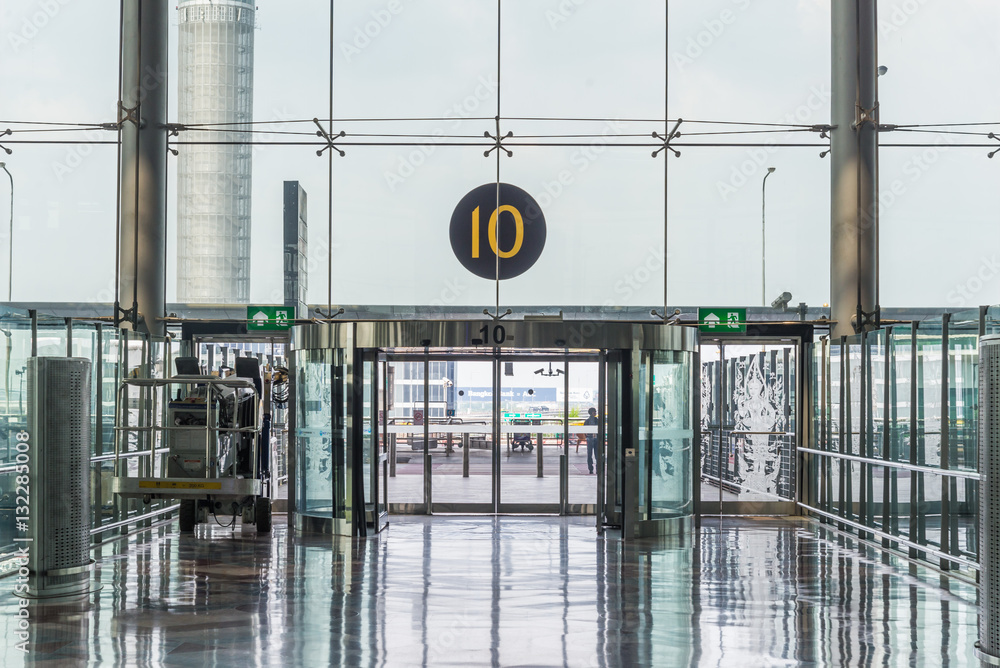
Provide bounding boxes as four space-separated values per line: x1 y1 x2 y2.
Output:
24 357 93 599
978 335 1000 665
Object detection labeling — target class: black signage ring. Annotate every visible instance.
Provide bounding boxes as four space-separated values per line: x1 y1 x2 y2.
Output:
449 183 546 280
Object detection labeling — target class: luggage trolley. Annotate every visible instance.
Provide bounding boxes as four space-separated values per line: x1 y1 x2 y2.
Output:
110 369 272 533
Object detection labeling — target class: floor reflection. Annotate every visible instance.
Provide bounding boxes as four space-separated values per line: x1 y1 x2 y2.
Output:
0 516 980 666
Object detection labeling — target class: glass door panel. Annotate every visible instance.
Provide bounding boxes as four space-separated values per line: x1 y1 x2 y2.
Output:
385 359 425 508
650 351 692 519
498 358 561 510
431 359 494 509
295 348 333 516
567 359 601 507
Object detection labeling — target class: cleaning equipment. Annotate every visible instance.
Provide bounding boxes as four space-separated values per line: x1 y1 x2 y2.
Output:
111 356 272 533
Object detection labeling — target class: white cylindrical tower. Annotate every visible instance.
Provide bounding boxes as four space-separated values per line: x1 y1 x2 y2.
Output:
176 0 255 304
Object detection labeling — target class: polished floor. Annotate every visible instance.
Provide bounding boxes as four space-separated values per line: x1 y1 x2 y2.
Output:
0 515 981 667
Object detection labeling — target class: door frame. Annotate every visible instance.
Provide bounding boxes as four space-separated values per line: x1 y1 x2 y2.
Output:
380 349 604 515
698 335 806 516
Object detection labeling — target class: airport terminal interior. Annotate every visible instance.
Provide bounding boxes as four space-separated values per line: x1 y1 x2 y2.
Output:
1 1 999 666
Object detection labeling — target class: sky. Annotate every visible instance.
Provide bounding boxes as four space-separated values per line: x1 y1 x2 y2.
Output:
0 0 998 311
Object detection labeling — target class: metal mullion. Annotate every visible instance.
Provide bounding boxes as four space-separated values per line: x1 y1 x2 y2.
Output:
882 327 893 544
371 352 380 523
819 338 828 512
645 352 654 519
382 356 390 513
561 357 569 515
93 323 104 535
784 345 792 503
492 350 500 513
692 346 701 525
719 343 726 510
838 337 847 524
607 350 621 526
909 325 920 556
597 350 607 531
940 313 954 569
423 353 430 513
859 331 869 532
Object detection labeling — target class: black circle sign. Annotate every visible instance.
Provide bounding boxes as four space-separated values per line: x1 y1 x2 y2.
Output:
449 183 546 280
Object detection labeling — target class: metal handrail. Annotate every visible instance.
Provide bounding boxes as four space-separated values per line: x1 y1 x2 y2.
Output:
798 446 980 480
89 503 181 535
799 501 980 571
91 447 170 463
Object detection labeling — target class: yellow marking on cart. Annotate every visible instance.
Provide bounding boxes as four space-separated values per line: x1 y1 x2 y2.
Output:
138 481 223 490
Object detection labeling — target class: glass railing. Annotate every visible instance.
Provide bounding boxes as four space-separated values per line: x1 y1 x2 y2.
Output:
0 310 175 573
801 309 988 579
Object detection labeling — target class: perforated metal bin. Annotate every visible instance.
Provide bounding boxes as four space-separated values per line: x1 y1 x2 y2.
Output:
25 357 92 598
979 335 1000 665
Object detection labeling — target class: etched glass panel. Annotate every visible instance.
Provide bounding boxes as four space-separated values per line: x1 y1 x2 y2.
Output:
727 344 795 502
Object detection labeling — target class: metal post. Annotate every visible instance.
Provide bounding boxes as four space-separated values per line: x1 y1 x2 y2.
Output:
762 167 776 306
462 433 469 477
830 0 878 338
1 163 12 301
423 355 431 513
29 309 36 356
536 430 544 478
563 358 569 511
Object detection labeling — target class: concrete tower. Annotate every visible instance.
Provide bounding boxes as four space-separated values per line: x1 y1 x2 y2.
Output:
176 0 255 304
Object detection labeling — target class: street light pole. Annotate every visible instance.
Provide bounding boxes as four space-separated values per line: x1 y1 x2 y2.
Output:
0 163 11 302
762 167 776 307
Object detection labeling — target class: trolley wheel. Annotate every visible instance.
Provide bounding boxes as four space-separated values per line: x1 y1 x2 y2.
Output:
255 496 272 533
179 500 196 533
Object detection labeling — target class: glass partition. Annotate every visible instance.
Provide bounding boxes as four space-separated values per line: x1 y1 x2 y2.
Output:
295 348 335 518
803 315 981 578
649 350 691 519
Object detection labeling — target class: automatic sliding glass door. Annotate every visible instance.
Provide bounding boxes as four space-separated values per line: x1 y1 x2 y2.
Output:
382 350 607 515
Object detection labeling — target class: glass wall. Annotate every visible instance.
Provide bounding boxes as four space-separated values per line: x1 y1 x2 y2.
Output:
802 310 986 577
0 311 171 573
3 2 998 311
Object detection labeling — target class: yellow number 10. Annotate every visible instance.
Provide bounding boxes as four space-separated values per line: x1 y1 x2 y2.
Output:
471 205 524 259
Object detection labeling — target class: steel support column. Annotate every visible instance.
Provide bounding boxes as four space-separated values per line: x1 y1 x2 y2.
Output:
830 0 878 338
119 0 168 336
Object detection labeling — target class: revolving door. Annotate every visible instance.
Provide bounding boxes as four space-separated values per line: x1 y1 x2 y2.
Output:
289 321 698 538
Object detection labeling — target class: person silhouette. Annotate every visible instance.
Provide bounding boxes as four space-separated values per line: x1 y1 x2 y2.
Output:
585 407 598 474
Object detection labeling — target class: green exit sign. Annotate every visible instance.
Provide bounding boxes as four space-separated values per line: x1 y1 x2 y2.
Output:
247 306 295 331
698 307 746 334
